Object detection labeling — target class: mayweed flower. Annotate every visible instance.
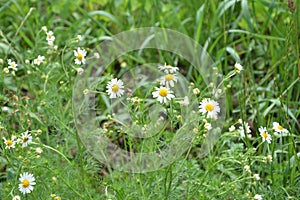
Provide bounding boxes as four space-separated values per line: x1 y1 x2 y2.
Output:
237 121 251 138
7 59 18 71
272 122 288 134
259 126 272 144
204 122 212 131
3 67 9 73
234 62 243 73
73 47 87 65
244 165 251 173
3 137 16 149
199 98 220 119
264 155 273 163
94 52 100 59
193 88 200 95
33 55 45 66
106 78 124 98
41 26 47 32
76 35 83 42
179 96 189 106
254 194 263 200
18 172 36 194
253 174 260 181
76 67 84 75
12 195 21 200
158 63 179 74
21 131 32 148
152 86 175 104
160 73 177 87
46 31 55 46
83 89 89 95
229 125 235 132
36 147 43 154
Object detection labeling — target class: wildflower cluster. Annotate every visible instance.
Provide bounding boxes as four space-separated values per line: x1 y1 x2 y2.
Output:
229 120 289 145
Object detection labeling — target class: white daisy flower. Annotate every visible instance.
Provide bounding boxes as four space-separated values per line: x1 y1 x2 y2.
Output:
21 131 32 148
3 67 9 73
41 26 47 32
254 194 263 200
259 126 272 144
199 98 220 119
237 121 251 138
229 125 235 132
18 172 36 194
193 88 200 95
3 137 16 149
77 35 83 42
158 63 179 74
244 165 251 173
272 122 288 134
33 55 45 66
234 62 243 73
106 78 125 98
36 147 43 154
179 96 189 106
152 86 175 104
253 173 260 181
12 195 21 200
204 122 212 131
160 73 177 87
7 59 18 71
73 47 87 65
76 67 84 75
46 31 55 45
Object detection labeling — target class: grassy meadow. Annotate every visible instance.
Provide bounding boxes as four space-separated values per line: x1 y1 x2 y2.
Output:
0 0 300 199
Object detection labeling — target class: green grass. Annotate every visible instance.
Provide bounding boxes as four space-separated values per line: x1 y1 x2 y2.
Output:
1 0 300 199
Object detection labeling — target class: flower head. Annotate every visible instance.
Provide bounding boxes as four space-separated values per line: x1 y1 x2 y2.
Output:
152 86 175 104
46 31 55 46
21 131 32 148
158 63 179 74
7 59 18 71
193 88 200 95
237 121 251 138
253 174 260 181
259 126 272 144
199 98 220 119
160 73 177 87
229 125 235 132
33 55 45 66
272 122 288 134
18 172 36 194
179 96 189 106
3 137 16 149
73 47 87 65
234 62 243 73
254 194 262 200
106 78 124 98
12 195 21 200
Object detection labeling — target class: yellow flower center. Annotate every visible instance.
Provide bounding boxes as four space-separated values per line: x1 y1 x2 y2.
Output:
23 137 28 143
262 132 268 139
165 74 174 81
159 88 168 97
111 84 119 93
277 125 283 130
6 140 13 146
77 53 83 61
22 179 30 188
205 103 214 112
37 58 41 63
